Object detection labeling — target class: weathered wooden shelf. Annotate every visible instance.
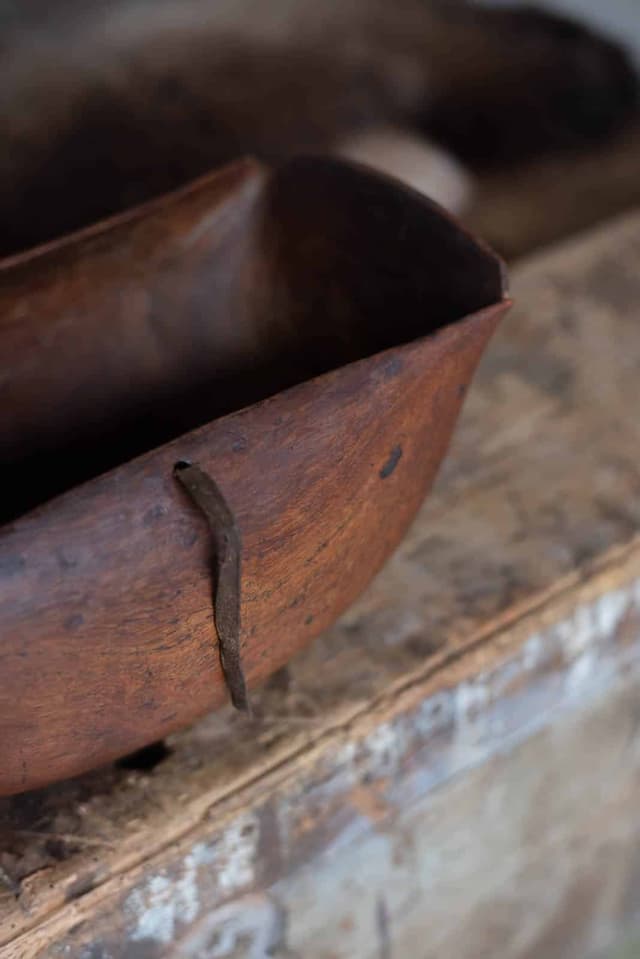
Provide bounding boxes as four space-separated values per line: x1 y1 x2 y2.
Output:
1 210 640 958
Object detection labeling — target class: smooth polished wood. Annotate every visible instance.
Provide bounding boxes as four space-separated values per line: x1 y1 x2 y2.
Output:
0 157 507 794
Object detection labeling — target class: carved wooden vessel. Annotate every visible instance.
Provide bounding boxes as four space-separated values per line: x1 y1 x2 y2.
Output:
0 157 509 795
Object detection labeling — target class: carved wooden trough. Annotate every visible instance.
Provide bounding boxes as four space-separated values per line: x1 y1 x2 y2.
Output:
0 156 509 795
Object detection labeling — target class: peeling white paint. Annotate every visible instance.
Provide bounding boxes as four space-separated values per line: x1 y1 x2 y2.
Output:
175 843 216 926
216 814 259 893
126 818 259 944
414 690 455 738
121 575 640 953
522 632 545 671
564 604 593 658
564 648 600 698
363 721 403 775
332 739 358 771
170 895 284 959
455 678 491 722
127 874 177 944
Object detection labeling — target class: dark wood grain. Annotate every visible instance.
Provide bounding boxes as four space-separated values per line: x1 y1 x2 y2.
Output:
0 156 508 794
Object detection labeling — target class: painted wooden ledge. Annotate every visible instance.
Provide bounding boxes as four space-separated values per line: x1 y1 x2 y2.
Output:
1 209 640 958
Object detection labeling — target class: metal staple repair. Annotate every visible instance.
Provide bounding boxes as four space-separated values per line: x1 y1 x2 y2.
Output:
173 461 250 712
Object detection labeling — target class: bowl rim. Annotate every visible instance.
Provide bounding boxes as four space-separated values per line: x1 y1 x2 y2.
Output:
2 294 511 529
0 154 511 525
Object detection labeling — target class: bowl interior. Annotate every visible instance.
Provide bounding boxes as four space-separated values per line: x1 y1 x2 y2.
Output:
1 157 504 522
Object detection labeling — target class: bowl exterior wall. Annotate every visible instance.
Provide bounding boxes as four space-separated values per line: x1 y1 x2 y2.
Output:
0 300 507 794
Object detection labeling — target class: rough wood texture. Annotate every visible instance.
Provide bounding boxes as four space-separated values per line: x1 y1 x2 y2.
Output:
1 209 640 958
0 156 507 794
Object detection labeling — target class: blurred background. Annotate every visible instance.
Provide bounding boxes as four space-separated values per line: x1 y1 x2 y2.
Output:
0 0 639 260
464 0 640 259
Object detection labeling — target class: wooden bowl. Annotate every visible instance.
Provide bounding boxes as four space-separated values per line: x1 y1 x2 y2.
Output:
0 157 509 795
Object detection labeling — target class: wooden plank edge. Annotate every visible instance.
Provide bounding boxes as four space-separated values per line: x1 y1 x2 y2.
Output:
3 533 640 954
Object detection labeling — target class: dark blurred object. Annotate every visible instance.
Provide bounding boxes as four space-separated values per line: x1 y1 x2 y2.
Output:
468 120 640 257
424 5 638 166
0 0 636 256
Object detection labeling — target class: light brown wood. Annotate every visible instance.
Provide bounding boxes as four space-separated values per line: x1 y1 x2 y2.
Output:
1 209 639 957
